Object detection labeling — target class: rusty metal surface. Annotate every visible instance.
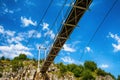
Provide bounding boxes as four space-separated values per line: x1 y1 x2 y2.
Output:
40 0 92 73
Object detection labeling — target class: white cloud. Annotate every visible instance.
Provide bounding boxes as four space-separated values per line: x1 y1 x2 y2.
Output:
0 43 33 59
100 64 109 68
0 26 34 58
28 30 35 37
25 0 35 6
108 32 120 52
85 46 92 53
108 32 120 43
63 44 76 52
41 22 49 30
112 44 120 52
56 0 71 7
44 30 55 39
61 56 75 64
4 8 14 14
0 25 4 33
28 30 41 38
41 22 55 39
36 33 41 38
0 26 15 37
7 36 24 44
21 16 37 27
5 30 15 37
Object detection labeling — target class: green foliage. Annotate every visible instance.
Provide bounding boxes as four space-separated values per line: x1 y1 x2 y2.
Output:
57 61 114 79
72 66 82 77
117 75 120 80
11 60 23 72
57 63 67 74
107 72 116 79
84 61 97 71
14 54 27 60
0 56 5 60
67 64 83 77
82 69 95 80
96 68 107 76
67 64 77 72
6 58 10 61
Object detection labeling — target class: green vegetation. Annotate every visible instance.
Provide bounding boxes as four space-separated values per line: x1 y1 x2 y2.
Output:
117 75 120 80
11 53 29 72
84 61 97 71
82 69 95 80
14 54 28 60
96 68 107 76
0 54 118 79
11 60 23 72
57 61 115 79
0 56 5 60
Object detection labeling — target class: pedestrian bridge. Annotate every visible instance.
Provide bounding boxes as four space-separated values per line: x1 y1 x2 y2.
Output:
40 0 92 74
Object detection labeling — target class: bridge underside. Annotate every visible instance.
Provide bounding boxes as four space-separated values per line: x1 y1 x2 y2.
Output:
40 0 92 73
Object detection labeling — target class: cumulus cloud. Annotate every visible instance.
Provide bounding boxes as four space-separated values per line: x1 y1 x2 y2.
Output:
85 46 92 53
61 56 75 64
4 8 14 14
0 25 4 33
0 25 25 44
21 16 37 27
44 30 55 39
0 43 33 59
40 22 55 39
7 36 24 44
56 0 71 7
5 30 16 37
0 25 34 59
108 32 120 52
28 30 41 38
0 25 15 37
63 44 76 52
41 22 49 30
25 0 35 6
99 64 109 68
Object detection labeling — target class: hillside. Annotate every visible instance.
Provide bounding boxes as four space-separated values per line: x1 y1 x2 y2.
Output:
0 54 119 80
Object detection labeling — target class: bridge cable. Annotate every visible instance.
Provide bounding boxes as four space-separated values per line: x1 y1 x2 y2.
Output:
39 0 68 56
45 0 76 59
79 0 118 61
25 0 54 47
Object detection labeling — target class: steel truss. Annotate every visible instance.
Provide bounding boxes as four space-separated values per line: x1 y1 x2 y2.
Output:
40 0 92 73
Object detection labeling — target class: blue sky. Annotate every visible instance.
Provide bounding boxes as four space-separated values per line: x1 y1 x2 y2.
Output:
0 0 120 78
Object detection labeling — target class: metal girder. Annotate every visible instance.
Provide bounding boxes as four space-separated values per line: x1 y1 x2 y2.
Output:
40 0 92 74
64 23 76 27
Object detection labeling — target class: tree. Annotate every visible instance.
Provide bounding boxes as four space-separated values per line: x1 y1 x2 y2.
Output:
18 54 27 60
73 67 82 77
107 72 115 79
117 75 120 80
67 64 83 77
14 54 27 60
6 58 10 61
67 64 77 72
96 68 107 76
82 69 95 80
84 61 97 71
57 63 67 74
11 60 23 72
1 56 5 60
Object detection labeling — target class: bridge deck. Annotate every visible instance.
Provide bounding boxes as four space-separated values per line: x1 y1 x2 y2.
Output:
40 0 92 73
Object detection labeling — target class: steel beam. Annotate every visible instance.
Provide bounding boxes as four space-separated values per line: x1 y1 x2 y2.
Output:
40 0 92 74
